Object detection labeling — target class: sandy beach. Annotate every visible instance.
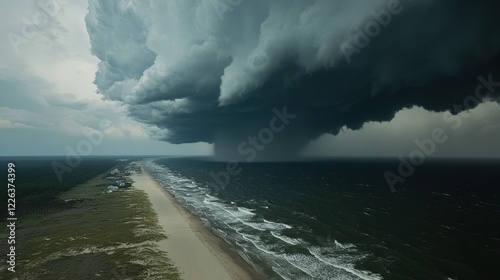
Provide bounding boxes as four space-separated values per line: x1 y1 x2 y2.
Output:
130 162 264 280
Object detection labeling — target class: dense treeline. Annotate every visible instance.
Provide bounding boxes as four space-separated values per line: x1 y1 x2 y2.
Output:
1 157 118 217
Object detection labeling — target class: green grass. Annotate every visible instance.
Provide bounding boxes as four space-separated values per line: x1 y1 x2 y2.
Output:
0 169 181 280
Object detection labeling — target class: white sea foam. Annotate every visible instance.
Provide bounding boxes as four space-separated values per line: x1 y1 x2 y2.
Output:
272 267 293 280
144 160 382 280
283 254 317 278
308 247 382 280
334 240 355 250
240 234 281 257
263 219 292 230
271 231 302 245
238 207 256 216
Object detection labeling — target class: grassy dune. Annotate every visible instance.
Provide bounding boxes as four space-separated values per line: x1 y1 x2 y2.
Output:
1 170 181 280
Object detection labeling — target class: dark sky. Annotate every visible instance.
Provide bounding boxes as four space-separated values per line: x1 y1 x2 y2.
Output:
85 0 500 160
1 0 499 158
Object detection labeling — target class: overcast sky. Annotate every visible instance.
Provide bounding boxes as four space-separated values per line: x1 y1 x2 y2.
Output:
1 0 499 158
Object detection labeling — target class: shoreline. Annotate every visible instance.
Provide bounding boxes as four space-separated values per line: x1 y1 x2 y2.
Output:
5 161 181 279
130 162 265 280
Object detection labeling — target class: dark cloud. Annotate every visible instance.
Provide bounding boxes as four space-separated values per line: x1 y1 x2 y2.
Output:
86 0 500 161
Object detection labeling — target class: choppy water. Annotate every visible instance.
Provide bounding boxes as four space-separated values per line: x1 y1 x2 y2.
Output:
144 158 500 280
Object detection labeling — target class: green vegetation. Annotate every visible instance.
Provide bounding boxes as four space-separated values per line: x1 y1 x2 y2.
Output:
0 159 181 279
0 157 118 217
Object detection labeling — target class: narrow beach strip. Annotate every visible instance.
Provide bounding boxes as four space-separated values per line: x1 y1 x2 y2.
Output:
130 162 263 280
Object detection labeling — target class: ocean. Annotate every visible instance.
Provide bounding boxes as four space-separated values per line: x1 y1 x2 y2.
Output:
144 157 500 280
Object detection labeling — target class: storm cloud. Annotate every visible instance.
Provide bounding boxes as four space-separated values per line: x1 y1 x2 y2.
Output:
86 0 500 161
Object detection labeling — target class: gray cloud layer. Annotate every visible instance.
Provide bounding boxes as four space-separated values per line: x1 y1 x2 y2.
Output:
86 0 500 160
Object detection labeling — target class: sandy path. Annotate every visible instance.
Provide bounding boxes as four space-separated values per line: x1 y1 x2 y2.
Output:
130 163 262 280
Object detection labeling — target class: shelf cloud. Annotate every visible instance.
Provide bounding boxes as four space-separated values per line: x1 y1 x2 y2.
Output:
86 0 500 160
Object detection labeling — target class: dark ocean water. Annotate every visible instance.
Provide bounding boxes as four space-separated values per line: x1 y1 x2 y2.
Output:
144 157 500 280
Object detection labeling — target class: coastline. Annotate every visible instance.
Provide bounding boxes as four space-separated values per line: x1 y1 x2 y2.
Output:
130 162 265 280
4 160 181 279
